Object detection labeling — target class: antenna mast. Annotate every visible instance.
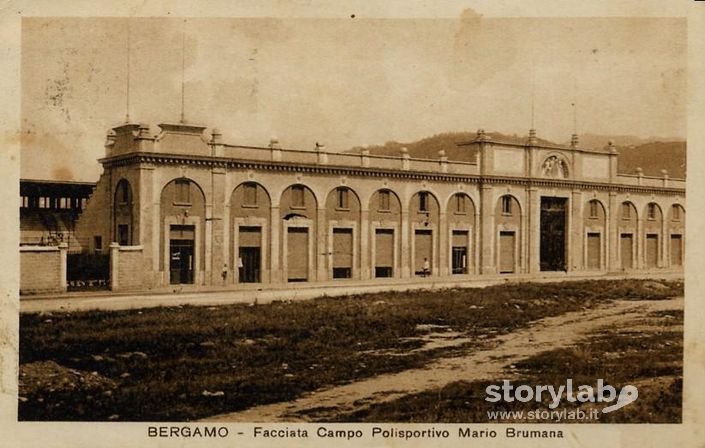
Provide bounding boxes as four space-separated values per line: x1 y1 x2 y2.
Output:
180 19 186 123
125 19 131 123
572 75 578 135
531 59 536 130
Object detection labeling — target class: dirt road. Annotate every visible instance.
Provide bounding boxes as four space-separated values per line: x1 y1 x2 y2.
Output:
203 297 683 422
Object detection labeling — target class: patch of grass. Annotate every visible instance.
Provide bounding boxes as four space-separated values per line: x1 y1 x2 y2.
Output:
339 315 682 423
19 279 682 421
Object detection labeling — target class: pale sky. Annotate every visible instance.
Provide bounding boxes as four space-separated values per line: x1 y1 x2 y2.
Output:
21 16 686 181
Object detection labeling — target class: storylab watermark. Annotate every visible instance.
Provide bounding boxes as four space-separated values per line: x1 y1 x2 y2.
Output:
485 379 638 422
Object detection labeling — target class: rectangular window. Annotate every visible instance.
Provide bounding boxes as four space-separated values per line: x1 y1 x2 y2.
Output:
292 185 305 208
647 204 656 220
375 266 393 278
332 267 352 279
672 205 681 221
455 194 466 214
336 188 349 209
117 224 129 246
120 185 129 204
94 236 103 253
243 183 258 207
378 190 390 211
419 192 429 212
175 180 191 204
622 203 631 219
589 201 598 219
502 196 512 215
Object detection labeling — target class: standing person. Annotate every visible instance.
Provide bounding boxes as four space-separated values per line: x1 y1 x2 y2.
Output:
221 264 228 285
423 257 430 277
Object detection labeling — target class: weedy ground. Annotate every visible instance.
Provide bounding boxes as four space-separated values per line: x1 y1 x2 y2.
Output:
19 279 682 421
335 308 683 423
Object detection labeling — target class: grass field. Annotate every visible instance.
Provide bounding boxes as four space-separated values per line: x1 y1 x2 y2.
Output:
19 279 682 421
336 309 683 423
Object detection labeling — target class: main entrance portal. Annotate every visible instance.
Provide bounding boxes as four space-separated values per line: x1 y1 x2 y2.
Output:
540 197 567 271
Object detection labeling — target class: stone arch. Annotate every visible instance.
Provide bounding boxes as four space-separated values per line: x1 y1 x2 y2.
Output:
367 188 403 279
583 199 607 270
409 190 441 276
231 181 272 212
495 194 522 274
495 194 522 223
279 183 318 218
643 202 664 269
230 181 272 284
667 203 685 267
584 198 607 223
620 201 638 226
446 192 477 275
446 192 477 218
325 186 361 213
369 188 402 217
159 177 207 284
280 184 318 283
324 186 362 280
617 201 638 271
668 203 685 223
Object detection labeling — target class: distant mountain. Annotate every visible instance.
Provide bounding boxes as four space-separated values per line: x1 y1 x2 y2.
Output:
616 141 686 179
347 132 686 179
566 133 684 150
347 131 558 163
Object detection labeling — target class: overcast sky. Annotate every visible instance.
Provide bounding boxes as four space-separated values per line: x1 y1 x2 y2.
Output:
21 15 686 181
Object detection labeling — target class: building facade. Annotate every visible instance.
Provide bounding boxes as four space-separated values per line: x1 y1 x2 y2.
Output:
20 179 95 248
73 122 685 290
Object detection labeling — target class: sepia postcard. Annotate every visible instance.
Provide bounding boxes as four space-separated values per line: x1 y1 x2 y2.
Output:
1 1 704 447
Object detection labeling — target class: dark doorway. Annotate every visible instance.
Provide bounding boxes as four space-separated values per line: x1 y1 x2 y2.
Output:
117 224 129 246
414 229 432 276
451 230 469 274
238 226 262 283
540 197 567 271
452 247 468 274
239 247 261 283
170 225 195 284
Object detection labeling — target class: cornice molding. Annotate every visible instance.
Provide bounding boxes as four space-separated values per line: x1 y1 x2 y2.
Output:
99 152 685 196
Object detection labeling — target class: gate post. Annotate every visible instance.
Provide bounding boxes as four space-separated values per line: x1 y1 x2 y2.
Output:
59 242 68 292
110 242 120 291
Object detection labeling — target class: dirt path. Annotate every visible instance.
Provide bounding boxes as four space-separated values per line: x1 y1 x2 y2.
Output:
203 297 682 422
